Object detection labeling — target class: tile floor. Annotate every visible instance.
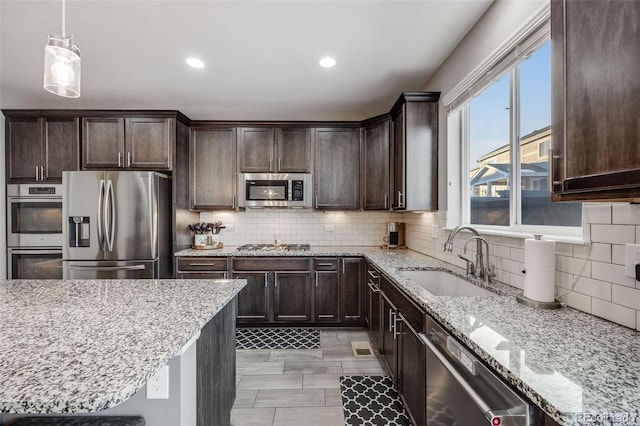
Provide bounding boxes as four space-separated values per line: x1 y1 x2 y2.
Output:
231 328 389 426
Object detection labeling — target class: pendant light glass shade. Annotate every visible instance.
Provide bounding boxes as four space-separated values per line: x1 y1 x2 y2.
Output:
44 35 81 98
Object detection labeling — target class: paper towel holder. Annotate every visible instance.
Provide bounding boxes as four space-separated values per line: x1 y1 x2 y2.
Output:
516 293 562 309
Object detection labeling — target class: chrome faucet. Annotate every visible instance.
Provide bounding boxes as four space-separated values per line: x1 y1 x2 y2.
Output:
443 225 495 283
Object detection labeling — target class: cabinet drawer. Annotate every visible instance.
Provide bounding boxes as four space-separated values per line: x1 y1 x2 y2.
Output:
177 257 228 271
314 258 338 271
232 257 311 271
176 271 228 279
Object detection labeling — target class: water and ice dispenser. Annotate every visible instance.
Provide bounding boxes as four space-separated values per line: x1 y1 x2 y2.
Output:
68 216 90 247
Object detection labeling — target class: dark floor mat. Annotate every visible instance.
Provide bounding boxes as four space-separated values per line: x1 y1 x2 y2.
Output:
340 375 411 425
236 327 320 349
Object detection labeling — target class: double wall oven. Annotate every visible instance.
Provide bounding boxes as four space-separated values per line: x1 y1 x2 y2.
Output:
7 184 63 279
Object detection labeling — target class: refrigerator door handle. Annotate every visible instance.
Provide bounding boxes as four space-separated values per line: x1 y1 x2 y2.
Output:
105 179 116 252
69 264 146 271
97 179 105 251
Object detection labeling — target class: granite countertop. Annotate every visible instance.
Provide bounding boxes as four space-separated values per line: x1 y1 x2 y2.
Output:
176 246 640 425
0 278 246 414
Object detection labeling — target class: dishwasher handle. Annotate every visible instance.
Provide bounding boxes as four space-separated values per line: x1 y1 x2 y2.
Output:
419 333 529 425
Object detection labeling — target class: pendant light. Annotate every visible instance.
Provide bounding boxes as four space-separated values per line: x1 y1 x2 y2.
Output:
44 0 81 98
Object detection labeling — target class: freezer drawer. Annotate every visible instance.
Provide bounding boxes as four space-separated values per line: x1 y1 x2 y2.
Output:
63 260 158 279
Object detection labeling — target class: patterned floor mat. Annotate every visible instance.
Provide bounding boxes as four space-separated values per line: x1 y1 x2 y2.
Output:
236 328 320 350
340 375 411 425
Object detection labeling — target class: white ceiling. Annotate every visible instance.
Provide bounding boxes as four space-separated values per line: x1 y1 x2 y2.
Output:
0 0 493 121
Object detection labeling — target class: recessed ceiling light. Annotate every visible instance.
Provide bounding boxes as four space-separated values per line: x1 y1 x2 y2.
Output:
319 57 336 68
186 57 205 69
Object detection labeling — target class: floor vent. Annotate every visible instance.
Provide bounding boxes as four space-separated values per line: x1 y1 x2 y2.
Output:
351 341 374 357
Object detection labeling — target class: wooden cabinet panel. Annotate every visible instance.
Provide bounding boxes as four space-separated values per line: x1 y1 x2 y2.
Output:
551 0 640 200
362 119 390 210
44 118 80 181
391 92 439 211
235 272 270 321
126 117 172 170
314 128 360 209
190 127 237 210
7 118 42 182
273 272 312 322
315 270 339 322
276 128 311 172
237 127 275 172
365 264 382 349
83 117 125 169
399 317 426 426
381 291 399 380
340 258 363 322
177 257 228 272
6 116 79 183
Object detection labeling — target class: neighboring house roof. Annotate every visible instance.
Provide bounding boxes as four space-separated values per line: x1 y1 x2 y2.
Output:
470 162 548 187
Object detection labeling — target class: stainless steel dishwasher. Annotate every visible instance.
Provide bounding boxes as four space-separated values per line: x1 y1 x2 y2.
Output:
419 317 543 426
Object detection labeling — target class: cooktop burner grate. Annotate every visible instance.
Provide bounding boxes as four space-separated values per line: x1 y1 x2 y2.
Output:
236 243 311 252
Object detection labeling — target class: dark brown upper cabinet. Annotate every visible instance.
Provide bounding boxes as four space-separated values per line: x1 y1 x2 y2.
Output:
314 127 360 210
237 127 311 173
190 126 237 210
390 92 440 211
551 0 640 201
4 114 80 183
362 117 391 210
83 116 173 170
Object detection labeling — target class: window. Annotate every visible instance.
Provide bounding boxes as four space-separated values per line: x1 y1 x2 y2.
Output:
444 11 582 234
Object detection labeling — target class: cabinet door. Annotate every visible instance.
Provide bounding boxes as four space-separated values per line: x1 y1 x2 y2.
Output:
82 117 125 169
125 117 172 170
369 285 382 349
399 317 426 426
235 271 269 322
43 117 80 181
551 0 640 200
237 127 275 172
6 117 43 182
276 128 311 172
190 127 237 210
314 271 339 322
381 293 399 379
362 120 390 210
273 272 312 322
314 128 360 209
340 258 363 323
391 106 406 209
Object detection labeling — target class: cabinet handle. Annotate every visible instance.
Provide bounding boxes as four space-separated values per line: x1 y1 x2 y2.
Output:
223 272 228 279
367 282 379 292
233 195 237 209
314 271 319 287
188 262 215 266
393 314 400 340
398 191 405 208
317 262 334 267
117 152 122 167
388 308 394 333
315 195 318 209
384 193 388 209
264 272 268 288
342 260 346 274
127 152 132 168
278 158 282 171
367 270 379 279
35 166 39 181
42 166 46 180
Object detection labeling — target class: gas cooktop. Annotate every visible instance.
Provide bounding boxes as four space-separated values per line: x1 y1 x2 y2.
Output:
236 244 311 252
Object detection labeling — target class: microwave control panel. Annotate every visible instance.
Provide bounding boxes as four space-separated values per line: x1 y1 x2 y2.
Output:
292 180 304 201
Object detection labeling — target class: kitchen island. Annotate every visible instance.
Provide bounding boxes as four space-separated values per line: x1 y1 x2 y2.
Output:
176 246 640 425
0 278 246 426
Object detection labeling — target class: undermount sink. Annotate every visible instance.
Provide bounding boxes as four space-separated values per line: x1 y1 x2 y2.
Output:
400 270 496 297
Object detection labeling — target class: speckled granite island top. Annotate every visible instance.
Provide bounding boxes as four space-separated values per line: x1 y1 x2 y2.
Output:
0 278 246 414
176 246 640 425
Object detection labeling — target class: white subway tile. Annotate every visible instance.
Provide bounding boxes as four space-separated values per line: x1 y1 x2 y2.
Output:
583 223 591 243
590 225 636 244
555 271 575 290
555 243 573 257
510 247 525 263
583 204 612 224
612 204 640 225
611 245 627 266
612 285 640 310
557 255 586 275
573 277 611 301
579 243 611 263
591 261 636 288
560 291 591 313
509 273 525 290
637 311 640 332
592 298 636 329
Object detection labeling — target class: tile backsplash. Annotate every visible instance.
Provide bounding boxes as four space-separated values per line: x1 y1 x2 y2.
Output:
199 210 402 247
200 204 640 331
401 204 640 331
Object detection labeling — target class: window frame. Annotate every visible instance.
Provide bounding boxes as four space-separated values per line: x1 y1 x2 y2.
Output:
445 3 582 239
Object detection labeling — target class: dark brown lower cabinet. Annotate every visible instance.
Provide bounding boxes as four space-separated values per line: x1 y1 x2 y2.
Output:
365 263 382 347
315 270 340 322
380 290 399 380
234 272 270 322
340 258 364 323
398 314 426 426
196 296 236 426
273 271 312 322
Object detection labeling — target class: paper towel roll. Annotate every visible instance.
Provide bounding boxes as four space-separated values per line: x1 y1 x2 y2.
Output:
524 235 556 303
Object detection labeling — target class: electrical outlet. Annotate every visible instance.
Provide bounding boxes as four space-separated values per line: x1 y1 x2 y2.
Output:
146 365 169 399
624 244 640 278
432 225 439 240
225 224 234 231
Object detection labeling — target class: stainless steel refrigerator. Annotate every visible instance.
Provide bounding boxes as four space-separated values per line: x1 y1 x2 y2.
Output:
62 171 171 279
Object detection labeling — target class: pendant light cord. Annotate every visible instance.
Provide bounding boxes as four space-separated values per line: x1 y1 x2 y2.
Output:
62 0 66 38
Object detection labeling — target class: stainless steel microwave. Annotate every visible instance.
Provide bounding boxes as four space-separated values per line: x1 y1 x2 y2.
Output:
238 173 312 208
